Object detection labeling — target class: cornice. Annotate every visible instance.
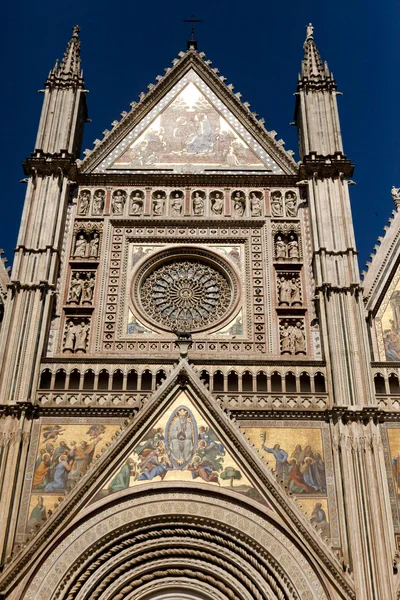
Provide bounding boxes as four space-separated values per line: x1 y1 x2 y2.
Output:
23 150 77 179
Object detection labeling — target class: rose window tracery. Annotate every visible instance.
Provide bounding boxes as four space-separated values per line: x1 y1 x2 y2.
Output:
133 249 239 333
140 260 232 330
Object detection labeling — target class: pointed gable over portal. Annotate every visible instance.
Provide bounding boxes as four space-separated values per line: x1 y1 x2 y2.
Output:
79 50 298 175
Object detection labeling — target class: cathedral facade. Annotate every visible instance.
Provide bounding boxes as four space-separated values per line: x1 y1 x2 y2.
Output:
0 24 399 599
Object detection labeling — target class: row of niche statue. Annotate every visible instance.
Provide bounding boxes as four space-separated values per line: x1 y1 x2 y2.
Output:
67 273 95 304
277 276 302 306
73 231 100 258
77 189 265 218
63 320 90 353
271 190 298 218
275 233 300 259
280 321 306 355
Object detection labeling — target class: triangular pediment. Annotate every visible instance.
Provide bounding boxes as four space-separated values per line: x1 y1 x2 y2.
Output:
95 390 264 506
79 52 298 175
1 360 353 599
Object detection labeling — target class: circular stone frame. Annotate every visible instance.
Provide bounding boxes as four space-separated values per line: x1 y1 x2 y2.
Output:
131 247 240 334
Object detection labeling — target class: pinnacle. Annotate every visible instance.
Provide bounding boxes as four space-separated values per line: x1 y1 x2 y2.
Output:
300 23 333 82
47 25 83 86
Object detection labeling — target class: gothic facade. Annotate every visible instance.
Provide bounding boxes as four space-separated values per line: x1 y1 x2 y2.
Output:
0 24 399 599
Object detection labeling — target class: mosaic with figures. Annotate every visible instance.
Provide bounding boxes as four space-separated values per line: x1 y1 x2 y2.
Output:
242 421 340 547
17 418 122 541
93 393 265 507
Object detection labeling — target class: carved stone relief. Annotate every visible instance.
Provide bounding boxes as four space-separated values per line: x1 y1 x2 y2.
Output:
271 191 283 217
92 190 105 216
210 191 224 215
170 190 184 216
111 189 127 215
67 272 95 305
192 191 205 215
273 227 302 261
73 230 100 259
277 273 302 306
231 190 246 217
77 189 91 216
130 190 144 216
63 318 90 353
279 319 306 355
250 191 263 217
152 190 166 216
271 189 298 218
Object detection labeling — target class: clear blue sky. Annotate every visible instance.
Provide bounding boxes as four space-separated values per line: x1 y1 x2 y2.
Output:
2 0 399 274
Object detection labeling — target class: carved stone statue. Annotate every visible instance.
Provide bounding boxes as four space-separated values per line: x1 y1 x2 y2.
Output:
78 191 90 215
192 192 205 215
89 232 99 258
275 236 287 258
287 235 299 259
392 186 400 209
131 192 144 215
278 277 291 305
68 274 83 303
211 192 224 215
75 321 89 352
92 190 105 215
74 234 87 257
285 191 298 217
290 277 301 305
232 192 245 217
271 192 283 217
63 321 76 352
153 194 165 216
82 275 95 303
250 193 262 217
293 321 306 354
112 190 126 214
170 193 183 216
280 321 292 354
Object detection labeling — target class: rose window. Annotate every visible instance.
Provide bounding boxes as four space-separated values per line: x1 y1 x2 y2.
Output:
133 250 238 333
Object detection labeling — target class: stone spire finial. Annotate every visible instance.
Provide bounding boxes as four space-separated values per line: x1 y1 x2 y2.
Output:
46 26 84 88
391 186 400 209
301 23 331 81
306 23 314 40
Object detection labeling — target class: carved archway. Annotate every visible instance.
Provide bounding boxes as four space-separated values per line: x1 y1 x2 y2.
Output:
16 487 339 600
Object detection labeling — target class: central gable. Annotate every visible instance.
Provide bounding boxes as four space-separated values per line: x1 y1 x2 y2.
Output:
94 70 285 175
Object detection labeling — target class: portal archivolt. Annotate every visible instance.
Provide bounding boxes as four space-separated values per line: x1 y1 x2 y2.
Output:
21 488 329 600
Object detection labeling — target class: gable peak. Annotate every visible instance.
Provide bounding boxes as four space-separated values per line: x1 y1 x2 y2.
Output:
79 48 297 173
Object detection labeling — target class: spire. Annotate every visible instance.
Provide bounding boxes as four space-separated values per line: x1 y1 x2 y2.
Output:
300 23 334 84
47 26 84 88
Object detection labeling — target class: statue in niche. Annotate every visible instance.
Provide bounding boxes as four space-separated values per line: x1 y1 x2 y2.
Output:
74 234 88 257
170 193 183 216
392 186 400 209
89 232 100 258
287 235 299 259
271 191 283 217
92 190 105 215
82 275 95 303
75 321 89 352
250 192 262 217
293 321 306 354
211 192 224 215
278 277 291 305
153 193 165 216
192 192 205 215
78 190 90 216
63 321 76 352
68 273 83 303
290 277 301 305
232 191 246 217
285 191 298 217
280 321 292 354
130 191 144 215
112 190 126 214
275 236 287 258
